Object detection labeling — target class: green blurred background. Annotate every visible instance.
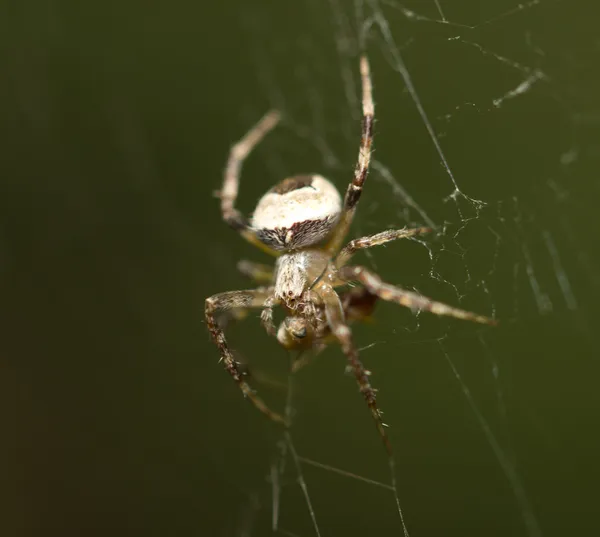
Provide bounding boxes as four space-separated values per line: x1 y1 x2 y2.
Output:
2 1 599 536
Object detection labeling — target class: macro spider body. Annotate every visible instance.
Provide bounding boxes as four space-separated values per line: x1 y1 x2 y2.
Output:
206 56 496 452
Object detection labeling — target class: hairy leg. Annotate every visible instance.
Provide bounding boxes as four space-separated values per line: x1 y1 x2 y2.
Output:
319 284 392 454
335 227 432 267
260 295 278 336
291 287 377 373
219 110 281 256
205 288 287 424
326 55 375 254
339 265 497 325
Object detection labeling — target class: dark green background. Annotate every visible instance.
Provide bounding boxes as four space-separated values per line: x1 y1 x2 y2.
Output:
2 1 599 536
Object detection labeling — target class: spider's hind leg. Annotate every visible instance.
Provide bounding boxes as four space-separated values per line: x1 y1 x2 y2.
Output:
205 287 287 425
219 110 281 257
325 55 375 255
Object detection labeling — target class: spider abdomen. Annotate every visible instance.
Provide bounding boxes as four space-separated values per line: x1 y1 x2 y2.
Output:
251 175 341 250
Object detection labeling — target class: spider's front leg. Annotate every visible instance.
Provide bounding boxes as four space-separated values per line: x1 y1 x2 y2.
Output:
319 285 392 454
210 272 274 329
339 265 497 325
205 288 287 425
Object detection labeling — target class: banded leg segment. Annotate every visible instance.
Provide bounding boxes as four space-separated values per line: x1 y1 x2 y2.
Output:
319 285 392 454
260 295 278 336
339 266 497 325
326 55 375 254
220 110 281 256
335 227 432 268
205 288 287 424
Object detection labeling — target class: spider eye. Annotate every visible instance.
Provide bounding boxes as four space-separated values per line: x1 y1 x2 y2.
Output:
251 175 342 250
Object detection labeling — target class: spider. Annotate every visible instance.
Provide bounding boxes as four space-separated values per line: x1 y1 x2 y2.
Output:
205 55 496 453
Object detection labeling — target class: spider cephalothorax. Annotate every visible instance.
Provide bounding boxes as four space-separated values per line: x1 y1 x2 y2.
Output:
206 55 496 454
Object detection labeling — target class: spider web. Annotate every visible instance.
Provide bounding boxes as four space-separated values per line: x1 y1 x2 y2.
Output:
1 1 598 536
217 1 599 536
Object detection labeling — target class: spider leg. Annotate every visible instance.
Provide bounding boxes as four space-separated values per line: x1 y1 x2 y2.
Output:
214 306 250 331
338 265 498 325
326 55 375 255
260 295 278 336
237 260 274 284
205 288 287 425
319 285 392 454
220 110 282 257
291 287 378 373
335 227 432 268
